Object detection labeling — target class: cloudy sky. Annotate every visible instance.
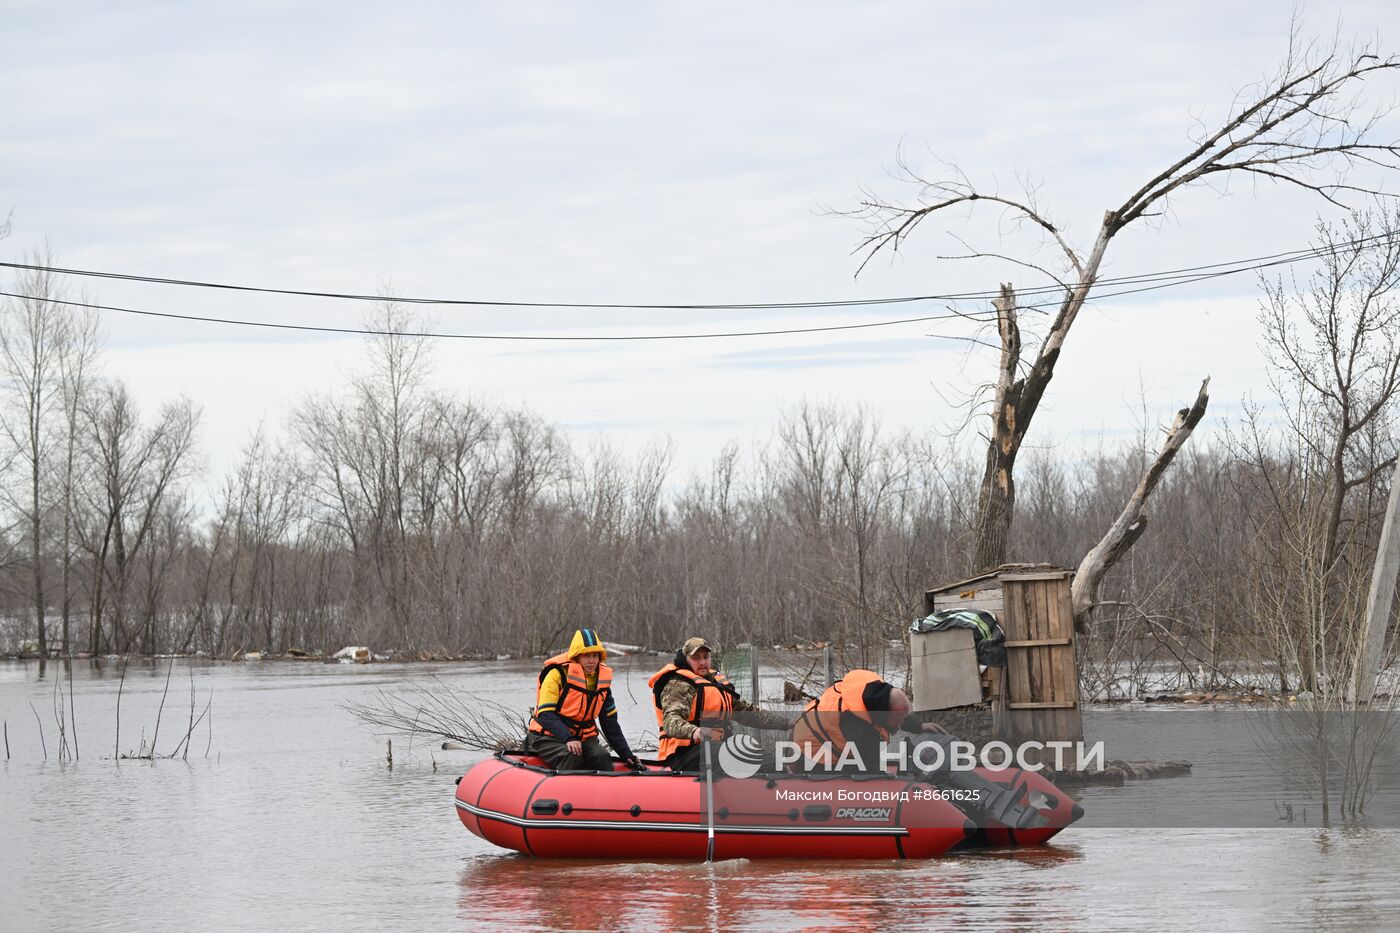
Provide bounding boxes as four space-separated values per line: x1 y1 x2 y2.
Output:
5 1 1400 484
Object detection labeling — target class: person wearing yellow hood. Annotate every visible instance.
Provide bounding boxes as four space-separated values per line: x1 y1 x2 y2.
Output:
525 629 641 772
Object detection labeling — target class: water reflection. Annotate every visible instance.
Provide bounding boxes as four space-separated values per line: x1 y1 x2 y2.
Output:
957 841 1085 870
456 856 973 931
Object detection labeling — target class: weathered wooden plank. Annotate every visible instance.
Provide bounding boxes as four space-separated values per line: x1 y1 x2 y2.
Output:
923 570 1003 598
1032 580 1050 702
1007 701 1079 710
943 586 999 600
1057 581 1076 637
1002 582 1032 707
1004 581 1024 706
988 665 1008 734
1043 645 1064 704
998 571 1074 582
1005 651 1028 706
1053 583 1080 704
1041 579 1061 637
1021 582 1041 701
1003 637 1072 648
929 594 1004 615
1048 586 1063 702
1036 581 1059 703
1058 708 1085 742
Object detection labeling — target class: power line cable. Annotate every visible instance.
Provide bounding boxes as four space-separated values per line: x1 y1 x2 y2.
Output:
0 257 1325 341
0 229 1392 340
0 291 996 340
1 229 1395 312
1015 244 1365 312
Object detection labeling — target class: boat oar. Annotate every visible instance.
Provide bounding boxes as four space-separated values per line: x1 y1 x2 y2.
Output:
703 737 716 862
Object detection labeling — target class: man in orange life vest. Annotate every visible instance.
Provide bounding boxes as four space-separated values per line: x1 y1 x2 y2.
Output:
649 637 788 772
526 629 641 772
790 669 1048 829
790 668 943 772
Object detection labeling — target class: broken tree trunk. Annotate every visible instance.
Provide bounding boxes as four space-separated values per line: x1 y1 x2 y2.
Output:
972 284 1024 572
971 223 1111 572
1072 378 1211 626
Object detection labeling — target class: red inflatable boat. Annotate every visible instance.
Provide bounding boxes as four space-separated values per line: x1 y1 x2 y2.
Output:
455 752 1080 860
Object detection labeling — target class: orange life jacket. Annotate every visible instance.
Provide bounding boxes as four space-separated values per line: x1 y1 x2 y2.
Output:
648 662 737 760
528 652 613 740
789 669 890 765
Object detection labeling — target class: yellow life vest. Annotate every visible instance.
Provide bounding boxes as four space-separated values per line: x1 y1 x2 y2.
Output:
528 652 613 740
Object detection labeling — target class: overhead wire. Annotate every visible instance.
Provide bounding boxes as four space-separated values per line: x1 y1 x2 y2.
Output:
0 228 1395 311
0 228 1393 340
0 291 997 340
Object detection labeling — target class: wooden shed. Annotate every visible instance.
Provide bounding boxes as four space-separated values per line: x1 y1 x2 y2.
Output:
923 564 1082 746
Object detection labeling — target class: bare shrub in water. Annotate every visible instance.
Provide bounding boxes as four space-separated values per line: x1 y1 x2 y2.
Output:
342 678 531 752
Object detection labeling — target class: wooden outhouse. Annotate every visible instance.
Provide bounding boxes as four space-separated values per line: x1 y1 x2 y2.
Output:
923 564 1083 746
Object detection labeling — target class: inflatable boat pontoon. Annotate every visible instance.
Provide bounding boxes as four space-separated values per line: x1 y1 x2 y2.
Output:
454 751 1080 860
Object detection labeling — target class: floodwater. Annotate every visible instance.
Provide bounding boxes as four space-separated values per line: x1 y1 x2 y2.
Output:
2 658 1398 932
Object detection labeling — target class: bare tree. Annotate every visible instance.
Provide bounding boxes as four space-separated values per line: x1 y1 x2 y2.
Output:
396 397 484 652
55 304 99 655
852 28 1400 574
0 253 73 656
295 301 437 648
204 428 305 653
1263 212 1400 598
77 382 199 653
833 408 905 666
1249 209 1400 690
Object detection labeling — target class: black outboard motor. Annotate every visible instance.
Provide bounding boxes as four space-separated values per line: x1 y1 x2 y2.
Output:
906 733 1049 830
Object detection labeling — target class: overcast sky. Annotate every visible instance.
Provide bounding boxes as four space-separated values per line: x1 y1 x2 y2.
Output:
5 1 1400 486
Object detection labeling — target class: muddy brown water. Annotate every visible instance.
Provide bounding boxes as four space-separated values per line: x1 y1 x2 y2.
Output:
2 658 1397 931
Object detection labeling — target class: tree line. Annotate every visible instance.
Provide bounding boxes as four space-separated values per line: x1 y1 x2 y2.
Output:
0 216 1396 702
